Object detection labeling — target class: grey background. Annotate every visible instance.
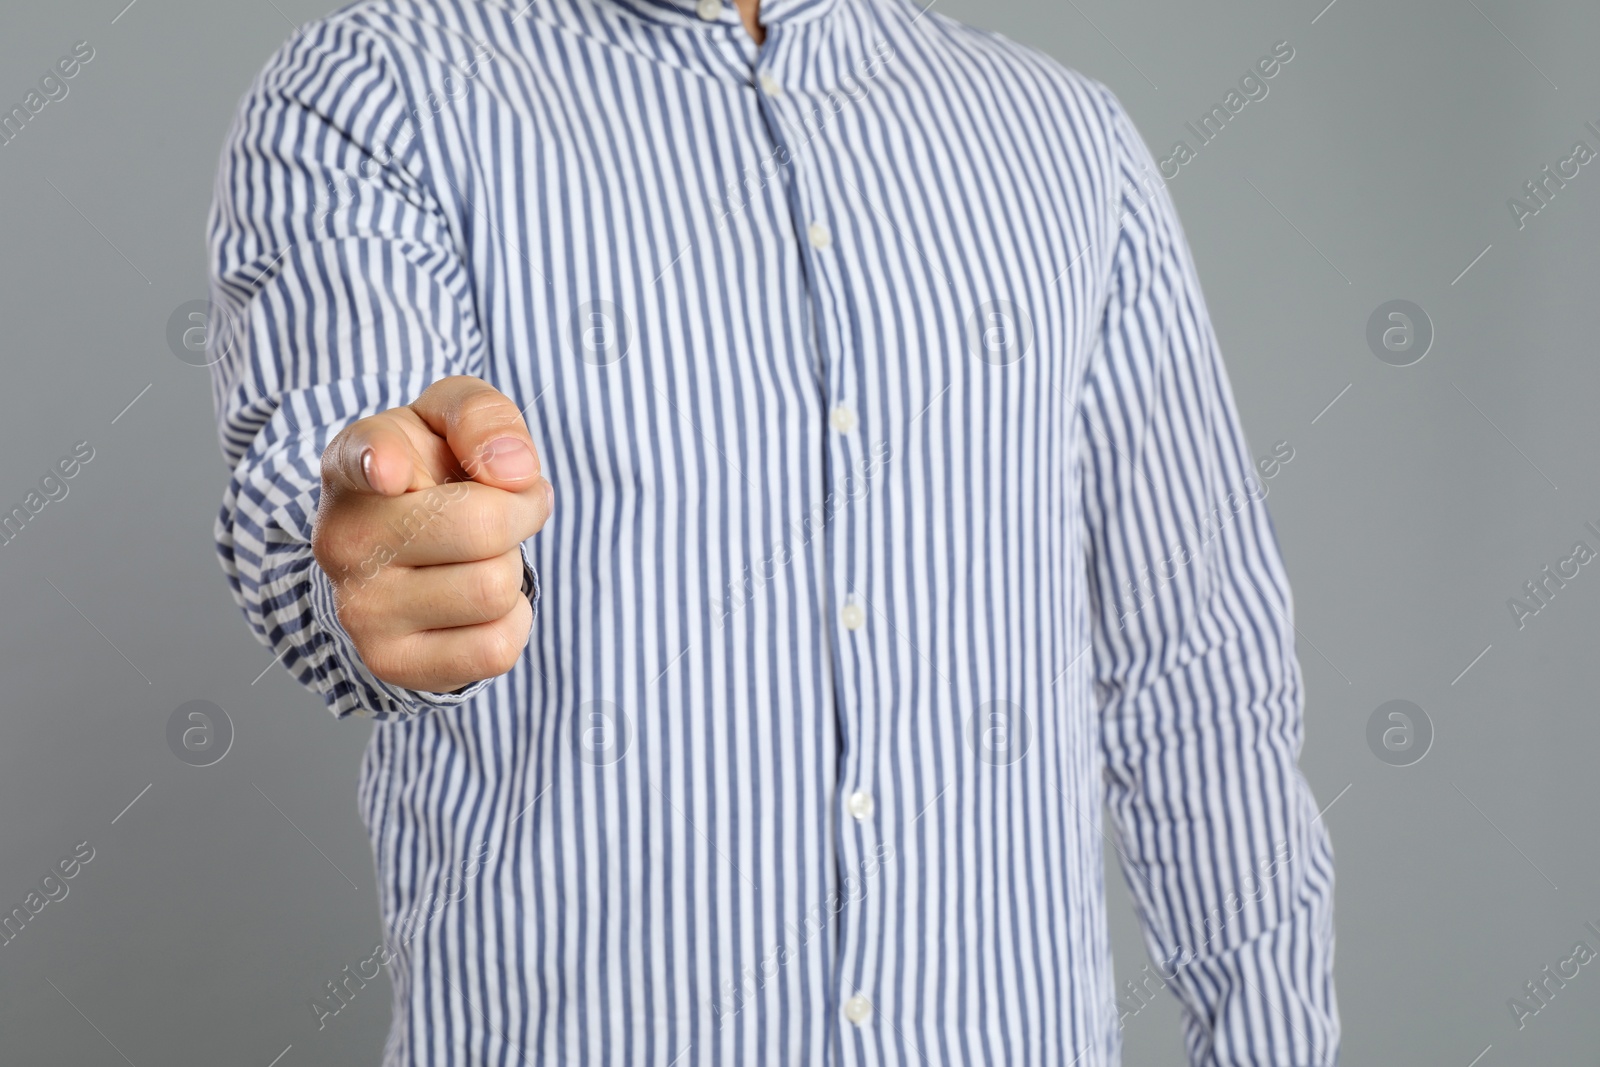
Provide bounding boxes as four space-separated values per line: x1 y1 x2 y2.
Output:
1 0 1595 1063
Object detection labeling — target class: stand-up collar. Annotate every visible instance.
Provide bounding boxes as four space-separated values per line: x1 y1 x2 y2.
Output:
605 0 842 32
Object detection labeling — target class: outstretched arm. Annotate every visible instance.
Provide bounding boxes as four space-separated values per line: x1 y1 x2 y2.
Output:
208 21 544 719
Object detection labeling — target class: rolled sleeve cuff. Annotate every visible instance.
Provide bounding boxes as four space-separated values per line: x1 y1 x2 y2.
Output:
303 561 480 719
519 539 540 612
305 540 540 718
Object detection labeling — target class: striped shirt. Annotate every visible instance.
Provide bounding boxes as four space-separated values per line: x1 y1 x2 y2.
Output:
205 0 1338 1063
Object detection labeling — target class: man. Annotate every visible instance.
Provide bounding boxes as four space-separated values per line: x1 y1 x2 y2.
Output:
207 0 1338 1063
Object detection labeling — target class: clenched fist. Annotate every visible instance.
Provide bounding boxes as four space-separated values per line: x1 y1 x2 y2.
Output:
311 376 552 693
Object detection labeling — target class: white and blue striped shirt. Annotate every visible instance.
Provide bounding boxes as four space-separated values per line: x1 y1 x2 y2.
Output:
206 0 1338 1063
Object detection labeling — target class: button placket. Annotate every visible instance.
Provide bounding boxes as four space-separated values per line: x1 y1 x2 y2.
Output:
752 48 881 1051
802 159 881 1059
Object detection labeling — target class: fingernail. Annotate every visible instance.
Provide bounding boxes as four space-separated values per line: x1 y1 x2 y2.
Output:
359 447 376 491
482 437 536 481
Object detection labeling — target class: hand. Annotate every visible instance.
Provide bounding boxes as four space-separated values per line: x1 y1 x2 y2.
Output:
311 376 552 693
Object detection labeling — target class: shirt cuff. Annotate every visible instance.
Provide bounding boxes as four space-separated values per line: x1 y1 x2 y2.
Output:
302 560 482 718
518 540 541 612
306 540 541 717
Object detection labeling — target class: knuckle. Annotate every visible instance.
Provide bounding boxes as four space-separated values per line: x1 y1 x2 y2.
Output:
310 516 337 565
444 642 495 686
483 641 521 678
460 498 512 558
336 568 398 635
430 374 485 395
501 485 547 545
475 635 511 679
537 491 552 532
335 587 374 635
502 594 534 644
485 633 524 677
385 490 447 546
527 483 552 535
473 604 530 679
420 375 479 408
472 557 522 618
359 638 409 687
312 511 360 569
454 386 517 428
321 507 386 569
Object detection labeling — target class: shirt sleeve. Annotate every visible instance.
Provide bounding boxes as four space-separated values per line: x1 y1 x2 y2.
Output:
1077 88 1338 1065
206 20 534 721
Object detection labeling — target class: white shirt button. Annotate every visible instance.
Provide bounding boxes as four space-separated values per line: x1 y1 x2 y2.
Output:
758 72 783 97
829 404 856 434
847 790 875 820
807 221 833 249
841 602 865 631
695 0 722 20
843 992 872 1024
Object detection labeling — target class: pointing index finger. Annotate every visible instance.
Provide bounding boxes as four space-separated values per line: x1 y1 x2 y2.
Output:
324 413 433 497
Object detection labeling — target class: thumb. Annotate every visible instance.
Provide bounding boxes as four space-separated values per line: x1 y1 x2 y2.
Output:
409 375 544 493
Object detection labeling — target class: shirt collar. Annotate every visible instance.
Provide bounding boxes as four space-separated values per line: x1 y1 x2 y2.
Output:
606 0 842 32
